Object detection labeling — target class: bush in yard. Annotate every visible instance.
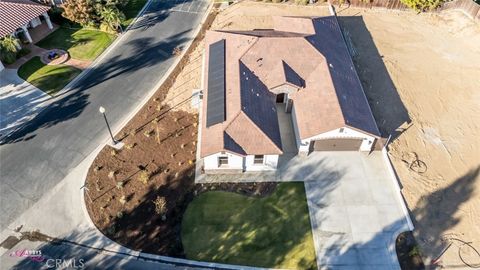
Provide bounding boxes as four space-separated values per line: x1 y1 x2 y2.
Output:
138 170 150 185
153 196 167 219
401 0 443 11
295 0 309 5
0 35 20 65
100 7 125 32
16 48 31 59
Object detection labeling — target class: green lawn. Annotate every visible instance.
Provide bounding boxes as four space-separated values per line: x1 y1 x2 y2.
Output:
18 57 82 95
181 183 317 269
36 28 115 61
120 0 148 28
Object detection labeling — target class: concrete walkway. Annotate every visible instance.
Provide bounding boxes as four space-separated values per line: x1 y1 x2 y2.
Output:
0 69 51 139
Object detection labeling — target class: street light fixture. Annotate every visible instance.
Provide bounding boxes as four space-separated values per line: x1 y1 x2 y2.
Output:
99 106 116 145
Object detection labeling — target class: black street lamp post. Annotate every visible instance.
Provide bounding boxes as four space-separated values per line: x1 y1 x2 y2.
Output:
99 106 116 145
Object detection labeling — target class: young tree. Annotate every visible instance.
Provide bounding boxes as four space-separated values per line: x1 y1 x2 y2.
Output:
62 0 97 26
100 7 125 32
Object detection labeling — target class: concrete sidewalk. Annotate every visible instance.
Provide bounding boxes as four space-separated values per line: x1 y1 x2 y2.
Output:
0 69 51 140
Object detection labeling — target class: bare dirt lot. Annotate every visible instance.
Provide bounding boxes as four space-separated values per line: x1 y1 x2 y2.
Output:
207 2 480 268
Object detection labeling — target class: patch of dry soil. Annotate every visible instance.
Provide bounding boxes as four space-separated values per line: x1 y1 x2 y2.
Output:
210 2 480 268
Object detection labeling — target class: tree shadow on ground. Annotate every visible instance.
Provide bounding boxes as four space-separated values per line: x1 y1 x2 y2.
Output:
325 166 479 269
337 15 411 141
0 0 201 145
0 89 89 145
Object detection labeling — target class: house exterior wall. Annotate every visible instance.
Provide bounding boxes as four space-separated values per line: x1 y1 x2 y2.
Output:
30 17 42 28
245 155 279 171
204 152 243 171
204 152 279 172
292 106 375 153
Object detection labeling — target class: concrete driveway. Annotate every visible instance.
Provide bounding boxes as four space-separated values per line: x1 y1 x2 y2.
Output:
302 151 411 270
0 69 50 140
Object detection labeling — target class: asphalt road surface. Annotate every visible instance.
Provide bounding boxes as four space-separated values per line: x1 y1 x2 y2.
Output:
0 0 209 230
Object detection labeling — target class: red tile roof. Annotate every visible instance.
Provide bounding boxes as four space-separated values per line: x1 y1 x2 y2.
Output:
200 16 380 158
0 0 51 38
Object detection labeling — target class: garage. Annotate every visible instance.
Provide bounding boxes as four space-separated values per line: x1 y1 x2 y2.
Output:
312 138 363 151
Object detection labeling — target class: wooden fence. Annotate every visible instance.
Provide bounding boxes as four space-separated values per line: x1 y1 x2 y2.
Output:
329 0 480 21
329 0 408 10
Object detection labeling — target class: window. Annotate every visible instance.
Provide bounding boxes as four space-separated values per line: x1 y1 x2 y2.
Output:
253 155 264 165
218 156 228 167
339 128 345 133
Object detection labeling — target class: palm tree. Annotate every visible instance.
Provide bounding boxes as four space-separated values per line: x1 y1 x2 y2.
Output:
100 7 125 32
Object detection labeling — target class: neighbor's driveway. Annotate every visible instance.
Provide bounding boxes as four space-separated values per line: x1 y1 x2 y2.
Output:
301 151 410 270
0 69 50 139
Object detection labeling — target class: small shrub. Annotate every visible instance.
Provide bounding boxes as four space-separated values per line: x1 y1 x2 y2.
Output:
119 195 126 205
172 46 182 56
110 149 117 156
138 170 150 185
400 0 442 11
108 171 116 179
188 160 194 165
409 245 422 257
130 129 138 136
180 143 186 149
125 143 136 150
116 181 124 189
178 161 183 166
153 196 167 217
106 225 116 235
143 130 153 138
116 211 124 219
295 0 309 5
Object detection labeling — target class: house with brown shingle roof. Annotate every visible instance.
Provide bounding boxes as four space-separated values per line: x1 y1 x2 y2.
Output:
200 16 380 173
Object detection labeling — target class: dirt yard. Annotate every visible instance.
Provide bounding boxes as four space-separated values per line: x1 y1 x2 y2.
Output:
208 2 480 268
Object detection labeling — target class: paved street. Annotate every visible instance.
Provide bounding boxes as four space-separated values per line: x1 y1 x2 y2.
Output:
0 0 209 231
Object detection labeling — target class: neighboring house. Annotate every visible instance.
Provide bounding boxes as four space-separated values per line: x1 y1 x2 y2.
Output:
0 0 53 70
200 16 381 173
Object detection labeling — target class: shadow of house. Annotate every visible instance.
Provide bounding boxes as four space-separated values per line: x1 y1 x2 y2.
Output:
336 16 411 141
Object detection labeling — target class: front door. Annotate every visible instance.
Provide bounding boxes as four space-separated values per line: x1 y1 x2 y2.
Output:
276 93 285 103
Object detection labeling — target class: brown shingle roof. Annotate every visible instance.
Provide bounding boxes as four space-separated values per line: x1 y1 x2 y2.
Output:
200 16 380 158
0 0 51 38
